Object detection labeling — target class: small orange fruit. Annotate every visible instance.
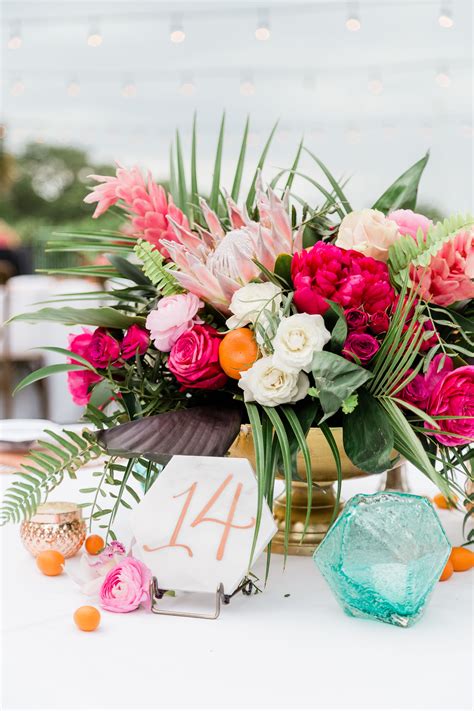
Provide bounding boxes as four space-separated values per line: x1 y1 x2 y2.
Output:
36 549 65 576
85 534 105 555
433 492 458 510
219 328 259 380
74 606 101 632
439 559 453 582
450 546 474 572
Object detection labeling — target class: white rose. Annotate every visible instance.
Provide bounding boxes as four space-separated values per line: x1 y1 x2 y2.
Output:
335 209 400 263
226 282 282 330
272 313 331 373
239 356 309 407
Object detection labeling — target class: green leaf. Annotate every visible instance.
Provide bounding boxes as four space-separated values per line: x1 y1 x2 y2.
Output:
304 148 352 214
343 389 394 473
372 152 429 213
231 116 249 201
273 253 292 287
190 112 199 225
175 130 188 215
9 306 145 328
246 120 278 212
284 138 303 194
319 423 342 528
169 143 178 204
311 351 373 421
134 239 183 296
210 113 225 212
33 347 97 371
106 255 152 286
13 364 89 395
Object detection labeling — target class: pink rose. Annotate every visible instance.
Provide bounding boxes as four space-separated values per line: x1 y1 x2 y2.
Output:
369 311 390 335
67 330 101 405
345 308 368 332
335 209 401 262
86 328 121 368
388 209 432 240
291 242 395 317
146 293 203 352
99 557 151 613
427 365 474 446
168 324 228 390
342 332 380 365
121 324 150 360
412 229 474 307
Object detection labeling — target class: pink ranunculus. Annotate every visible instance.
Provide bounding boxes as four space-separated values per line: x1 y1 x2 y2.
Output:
69 541 128 596
291 242 395 317
99 557 151 613
398 372 429 409
412 229 474 307
84 165 189 258
427 365 474 446
369 310 390 335
342 332 380 365
86 328 121 368
121 324 150 360
388 209 432 240
344 308 368 332
168 324 228 390
67 330 101 405
146 293 203 352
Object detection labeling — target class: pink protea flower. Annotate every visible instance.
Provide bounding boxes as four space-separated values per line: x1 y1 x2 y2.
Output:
84 165 189 257
412 229 474 306
160 178 303 313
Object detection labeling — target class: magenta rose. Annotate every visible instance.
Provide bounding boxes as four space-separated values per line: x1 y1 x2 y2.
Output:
121 324 150 360
369 311 390 335
291 242 394 317
67 330 101 405
388 209 432 240
345 308 368 331
168 324 228 390
342 332 380 365
427 365 474 446
99 557 151 613
86 328 121 368
398 372 429 409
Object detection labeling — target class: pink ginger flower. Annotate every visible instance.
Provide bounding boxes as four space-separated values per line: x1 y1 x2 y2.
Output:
412 229 474 307
161 176 303 313
84 165 189 258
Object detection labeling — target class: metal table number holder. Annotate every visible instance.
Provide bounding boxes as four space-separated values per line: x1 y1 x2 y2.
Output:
149 577 256 620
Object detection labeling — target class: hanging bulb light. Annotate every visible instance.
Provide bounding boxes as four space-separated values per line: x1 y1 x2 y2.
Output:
170 14 186 43
368 70 383 95
121 80 137 98
179 73 196 96
67 79 80 97
240 73 256 96
11 79 25 96
345 2 361 31
8 24 22 50
438 4 454 28
435 68 451 88
87 19 103 47
255 9 271 41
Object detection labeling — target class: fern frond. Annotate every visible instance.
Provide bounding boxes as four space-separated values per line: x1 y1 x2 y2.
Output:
133 239 184 296
389 213 474 286
0 429 103 526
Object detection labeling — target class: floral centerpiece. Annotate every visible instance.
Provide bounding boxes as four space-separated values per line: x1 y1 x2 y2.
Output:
2 117 473 556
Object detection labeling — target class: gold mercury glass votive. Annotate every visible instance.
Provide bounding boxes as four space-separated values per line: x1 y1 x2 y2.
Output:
20 502 86 558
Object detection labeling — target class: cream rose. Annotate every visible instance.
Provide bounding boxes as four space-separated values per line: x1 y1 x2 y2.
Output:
272 313 331 373
335 209 401 262
238 356 309 407
226 282 282 330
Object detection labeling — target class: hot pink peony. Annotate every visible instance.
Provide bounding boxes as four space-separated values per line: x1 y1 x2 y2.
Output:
427 365 474 446
168 324 228 390
84 165 190 257
412 229 474 306
291 242 395 316
99 557 151 613
121 324 149 360
146 293 203 352
342 332 380 364
67 330 101 405
388 209 432 240
86 328 121 368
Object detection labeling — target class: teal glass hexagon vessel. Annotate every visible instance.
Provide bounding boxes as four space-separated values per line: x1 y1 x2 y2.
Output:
313 492 451 627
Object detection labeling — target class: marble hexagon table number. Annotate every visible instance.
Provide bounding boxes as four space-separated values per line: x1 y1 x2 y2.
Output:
132 455 277 603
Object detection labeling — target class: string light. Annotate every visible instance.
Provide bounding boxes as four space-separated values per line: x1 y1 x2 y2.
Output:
170 15 186 43
368 72 383 95
345 3 361 32
438 4 454 28
67 80 80 97
255 9 271 41
179 74 196 96
121 81 137 98
87 20 103 47
8 24 22 50
435 69 451 88
240 75 256 96
10 79 25 96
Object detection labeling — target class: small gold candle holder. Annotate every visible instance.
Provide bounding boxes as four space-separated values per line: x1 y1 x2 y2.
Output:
20 502 86 558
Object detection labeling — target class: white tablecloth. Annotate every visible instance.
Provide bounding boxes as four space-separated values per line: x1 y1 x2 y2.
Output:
1 465 472 711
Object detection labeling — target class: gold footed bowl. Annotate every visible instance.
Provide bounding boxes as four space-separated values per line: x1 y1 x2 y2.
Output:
229 425 370 556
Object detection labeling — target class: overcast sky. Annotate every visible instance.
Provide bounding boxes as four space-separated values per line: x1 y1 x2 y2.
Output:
1 0 473 213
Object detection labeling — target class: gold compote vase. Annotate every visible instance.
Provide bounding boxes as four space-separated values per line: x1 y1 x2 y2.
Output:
229 425 370 556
